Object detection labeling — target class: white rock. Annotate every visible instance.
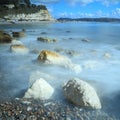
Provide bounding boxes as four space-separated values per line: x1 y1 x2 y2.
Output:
63 78 101 109
10 44 29 54
24 78 54 100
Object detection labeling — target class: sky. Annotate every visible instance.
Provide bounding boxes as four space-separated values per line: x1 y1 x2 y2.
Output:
31 0 120 18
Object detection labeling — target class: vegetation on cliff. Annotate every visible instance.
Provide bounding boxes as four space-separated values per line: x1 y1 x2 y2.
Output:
0 4 47 18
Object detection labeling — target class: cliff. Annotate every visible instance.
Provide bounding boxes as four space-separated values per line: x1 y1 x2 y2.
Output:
0 4 54 21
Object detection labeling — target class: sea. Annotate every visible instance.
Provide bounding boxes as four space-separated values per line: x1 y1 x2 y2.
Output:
0 21 120 118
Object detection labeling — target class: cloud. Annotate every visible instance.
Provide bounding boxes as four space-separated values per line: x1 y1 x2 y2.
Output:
97 0 120 6
56 9 114 18
112 8 120 17
66 0 120 6
31 0 59 4
66 0 93 6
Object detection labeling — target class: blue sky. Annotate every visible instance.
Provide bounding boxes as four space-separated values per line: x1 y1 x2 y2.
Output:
31 0 120 18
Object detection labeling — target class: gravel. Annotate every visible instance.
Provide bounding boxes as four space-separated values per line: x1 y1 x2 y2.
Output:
0 98 119 120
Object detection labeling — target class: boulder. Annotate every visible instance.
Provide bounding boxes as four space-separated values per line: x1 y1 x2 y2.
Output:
63 79 101 109
37 50 82 73
24 78 54 100
37 50 69 64
0 30 12 43
37 37 57 43
10 44 29 53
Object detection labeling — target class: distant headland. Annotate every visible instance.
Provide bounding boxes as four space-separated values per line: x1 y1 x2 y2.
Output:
57 18 120 23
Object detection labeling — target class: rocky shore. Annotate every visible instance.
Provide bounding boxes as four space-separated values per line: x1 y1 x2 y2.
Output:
0 25 120 119
0 98 116 120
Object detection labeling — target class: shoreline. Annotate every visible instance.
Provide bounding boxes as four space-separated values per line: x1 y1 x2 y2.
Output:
0 20 56 25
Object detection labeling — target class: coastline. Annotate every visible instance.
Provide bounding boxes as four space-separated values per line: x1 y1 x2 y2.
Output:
0 20 56 25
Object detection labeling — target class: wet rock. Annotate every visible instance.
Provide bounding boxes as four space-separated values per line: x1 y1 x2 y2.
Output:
81 38 90 42
37 50 67 64
37 37 57 43
41 32 47 34
0 30 12 43
12 29 25 38
31 49 40 54
24 78 54 100
63 78 102 109
66 31 71 33
37 50 82 73
54 48 79 56
10 44 29 53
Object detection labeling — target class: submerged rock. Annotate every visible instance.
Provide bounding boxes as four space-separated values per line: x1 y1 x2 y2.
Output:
37 37 57 43
63 78 101 109
10 44 29 53
0 30 12 43
81 38 90 42
24 78 54 100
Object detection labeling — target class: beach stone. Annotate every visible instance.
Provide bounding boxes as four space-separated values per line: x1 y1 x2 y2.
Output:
12 29 25 38
10 44 29 53
37 37 57 43
24 78 54 100
63 78 101 109
0 30 12 43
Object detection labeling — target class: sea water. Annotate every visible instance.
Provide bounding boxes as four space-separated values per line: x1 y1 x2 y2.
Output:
0 22 120 117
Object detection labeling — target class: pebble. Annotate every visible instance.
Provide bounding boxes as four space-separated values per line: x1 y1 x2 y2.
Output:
0 98 118 120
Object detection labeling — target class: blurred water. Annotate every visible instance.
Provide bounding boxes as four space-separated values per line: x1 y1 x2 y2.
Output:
0 22 120 117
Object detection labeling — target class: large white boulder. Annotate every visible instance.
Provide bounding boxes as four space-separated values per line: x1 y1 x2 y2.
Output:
63 79 102 109
24 78 54 100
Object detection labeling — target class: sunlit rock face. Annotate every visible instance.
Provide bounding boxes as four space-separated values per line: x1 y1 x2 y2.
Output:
37 50 65 64
24 78 54 100
37 50 82 73
63 78 102 109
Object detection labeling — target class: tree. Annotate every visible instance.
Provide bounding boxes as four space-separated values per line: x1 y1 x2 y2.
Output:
0 0 31 8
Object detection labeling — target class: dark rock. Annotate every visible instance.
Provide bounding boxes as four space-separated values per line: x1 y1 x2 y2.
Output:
37 37 57 43
12 30 25 38
0 30 12 43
